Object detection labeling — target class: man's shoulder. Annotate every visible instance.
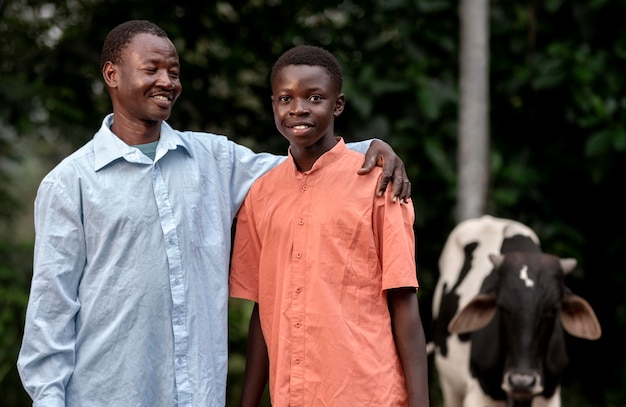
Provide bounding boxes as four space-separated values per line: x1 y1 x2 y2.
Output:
171 128 249 159
173 128 225 141
44 140 95 179
170 128 223 146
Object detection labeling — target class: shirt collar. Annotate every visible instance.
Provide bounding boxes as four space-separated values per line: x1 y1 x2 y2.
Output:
288 137 348 175
93 114 191 171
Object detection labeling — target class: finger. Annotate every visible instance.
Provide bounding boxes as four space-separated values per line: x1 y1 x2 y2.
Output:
358 156 382 175
401 179 412 203
391 175 404 202
394 167 411 202
397 179 411 204
389 160 408 202
376 170 393 197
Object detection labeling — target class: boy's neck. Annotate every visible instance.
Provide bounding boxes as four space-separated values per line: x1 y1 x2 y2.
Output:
291 137 339 172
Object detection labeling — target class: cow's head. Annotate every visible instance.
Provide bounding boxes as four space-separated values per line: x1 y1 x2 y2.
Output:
447 251 601 404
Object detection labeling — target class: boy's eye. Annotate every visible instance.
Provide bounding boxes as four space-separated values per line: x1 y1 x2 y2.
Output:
278 96 291 102
309 95 323 102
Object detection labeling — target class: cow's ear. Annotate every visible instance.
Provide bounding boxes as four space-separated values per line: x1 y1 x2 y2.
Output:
448 293 497 334
561 294 602 340
488 254 504 269
560 258 577 275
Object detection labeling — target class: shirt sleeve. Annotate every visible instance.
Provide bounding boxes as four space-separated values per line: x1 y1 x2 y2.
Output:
17 178 86 406
345 139 373 155
226 141 285 218
373 188 419 291
229 196 261 302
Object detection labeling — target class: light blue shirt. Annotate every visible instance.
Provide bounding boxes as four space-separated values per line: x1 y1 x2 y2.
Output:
17 114 372 407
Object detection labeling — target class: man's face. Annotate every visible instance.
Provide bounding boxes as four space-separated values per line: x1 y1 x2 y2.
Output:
109 33 182 124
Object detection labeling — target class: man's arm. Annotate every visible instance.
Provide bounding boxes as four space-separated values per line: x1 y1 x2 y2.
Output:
228 137 410 216
388 288 430 407
17 181 84 406
239 303 269 407
348 139 412 203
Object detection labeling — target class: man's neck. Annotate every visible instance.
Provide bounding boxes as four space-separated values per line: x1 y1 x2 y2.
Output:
111 115 161 145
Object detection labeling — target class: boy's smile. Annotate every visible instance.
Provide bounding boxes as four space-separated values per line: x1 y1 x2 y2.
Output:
271 64 345 170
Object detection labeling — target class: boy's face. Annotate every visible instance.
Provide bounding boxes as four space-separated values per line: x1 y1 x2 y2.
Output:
271 64 344 151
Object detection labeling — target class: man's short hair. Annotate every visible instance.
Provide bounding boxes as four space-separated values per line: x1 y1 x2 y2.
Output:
100 20 169 71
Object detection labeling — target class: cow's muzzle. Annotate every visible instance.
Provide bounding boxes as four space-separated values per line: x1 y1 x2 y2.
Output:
501 370 544 400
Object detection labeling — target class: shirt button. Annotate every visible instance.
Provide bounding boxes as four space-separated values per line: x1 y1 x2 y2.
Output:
298 219 304 225
295 322 301 328
295 358 301 364
295 287 302 293
296 252 302 258
169 239 175 245
301 185 308 191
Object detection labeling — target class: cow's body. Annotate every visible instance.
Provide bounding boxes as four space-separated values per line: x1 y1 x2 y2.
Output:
431 215 601 407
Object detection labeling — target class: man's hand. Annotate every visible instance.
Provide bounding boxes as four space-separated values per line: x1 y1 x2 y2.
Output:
358 139 412 203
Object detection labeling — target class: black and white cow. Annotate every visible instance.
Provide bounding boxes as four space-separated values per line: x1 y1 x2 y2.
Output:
431 215 601 407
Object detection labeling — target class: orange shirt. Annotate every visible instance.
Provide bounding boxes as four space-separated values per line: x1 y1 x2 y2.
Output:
229 139 418 407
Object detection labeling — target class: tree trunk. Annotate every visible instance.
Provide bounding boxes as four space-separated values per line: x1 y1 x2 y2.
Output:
457 0 489 222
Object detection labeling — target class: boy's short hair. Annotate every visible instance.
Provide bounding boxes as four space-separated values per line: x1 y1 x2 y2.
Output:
100 20 169 71
270 45 343 94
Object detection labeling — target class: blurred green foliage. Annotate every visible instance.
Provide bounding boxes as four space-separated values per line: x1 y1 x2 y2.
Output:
1 0 626 405
0 242 31 406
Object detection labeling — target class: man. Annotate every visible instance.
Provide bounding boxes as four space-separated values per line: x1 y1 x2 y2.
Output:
17 20 411 407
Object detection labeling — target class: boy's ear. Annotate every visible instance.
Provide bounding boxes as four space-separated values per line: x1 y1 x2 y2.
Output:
334 93 346 117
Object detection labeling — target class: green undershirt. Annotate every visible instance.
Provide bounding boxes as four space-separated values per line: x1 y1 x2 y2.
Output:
134 141 159 161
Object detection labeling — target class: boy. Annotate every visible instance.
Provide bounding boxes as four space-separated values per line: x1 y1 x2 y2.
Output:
229 45 429 406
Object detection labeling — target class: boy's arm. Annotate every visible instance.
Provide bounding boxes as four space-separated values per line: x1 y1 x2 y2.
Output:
348 139 412 203
388 288 430 407
240 303 269 407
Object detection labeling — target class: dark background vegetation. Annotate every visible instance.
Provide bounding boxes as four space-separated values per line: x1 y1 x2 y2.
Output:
1 0 625 405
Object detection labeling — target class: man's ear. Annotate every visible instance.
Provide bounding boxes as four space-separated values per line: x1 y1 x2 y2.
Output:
102 61 117 88
334 93 345 117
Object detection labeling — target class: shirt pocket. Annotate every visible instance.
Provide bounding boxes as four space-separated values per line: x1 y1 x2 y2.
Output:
319 219 378 287
183 187 222 248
